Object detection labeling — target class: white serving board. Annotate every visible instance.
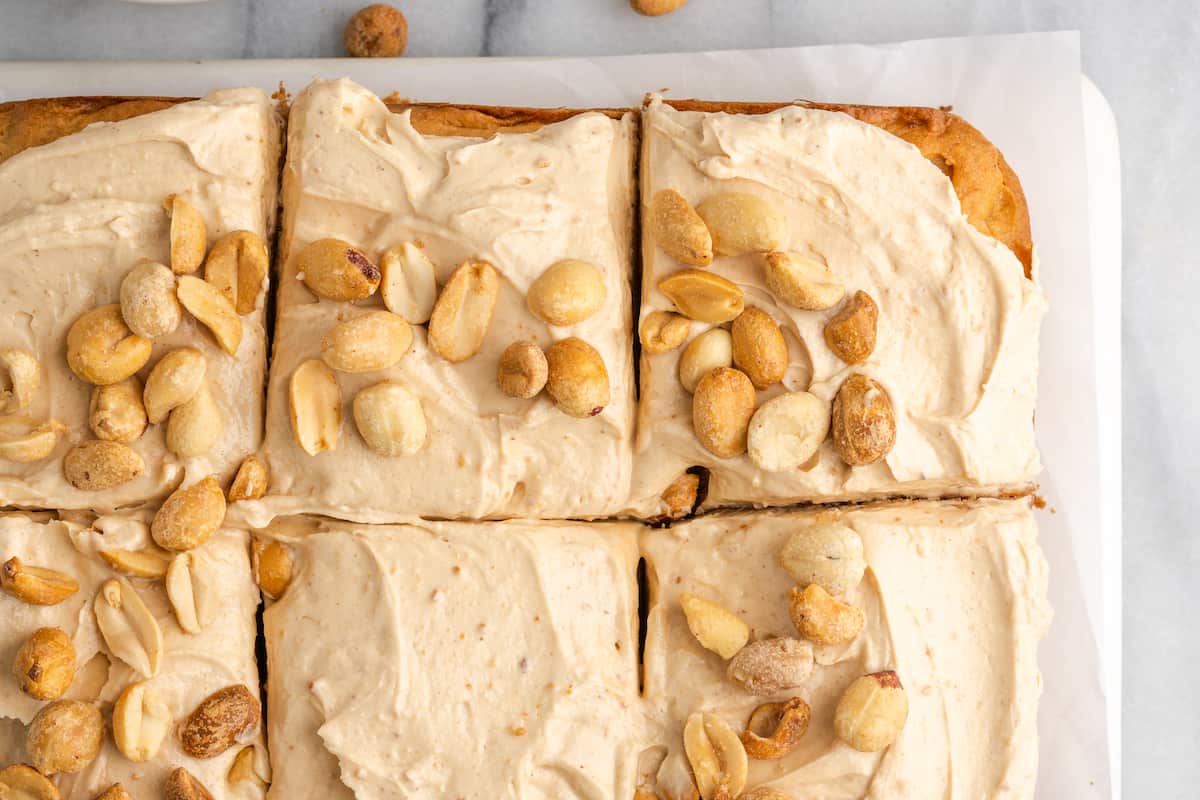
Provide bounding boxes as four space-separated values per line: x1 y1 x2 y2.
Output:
0 33 1117 798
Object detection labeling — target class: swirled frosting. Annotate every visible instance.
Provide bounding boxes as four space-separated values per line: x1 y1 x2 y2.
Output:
640 499 1051 799
0 88 280 511
261 516 645 799
250 79 636 525
0 513 266 799
629 98 1046 516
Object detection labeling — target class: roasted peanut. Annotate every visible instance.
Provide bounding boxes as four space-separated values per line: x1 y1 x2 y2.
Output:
696 193 787 256
99 546 173 579
289 359 341 455
177 275 243 356
228 745 269 788
320 310 412 373
762 251 844 310
648 189 712 267
204 230 269 315
658 270 744 324
66 305 151 385
679 592 749 659
1 558 78 605
746 392 828 472
777 524 866 597
833 671 908 752
63 440 144 491
731 307 787 389
683 712 747 800
13 627 76 700
120 261 181 339
692 367 756 458
788 584 864 645
726 638 814 696
228 455 269 502
252 539 294 600
164 768 215 800
0 416 65 463
429 259 499 362
179 684 261 759
631 0 689 14
298 238 380 301
94 578 163 678
497 340 548 399
152 476 226 551
166 381 223 458
740 697 811 760
89 379 146 443
112 681 171 762
143 348 206 424
0 764 61 800
93 784 133 800
352 381 427 456
660 472 700 518
0 348 41 412
545 337 610 418
27 700 104 775
526 259 607 326
678 329 733 394
824 291 878 365
166 552 218 634
164 194 207 275
639 311 691 355
831 374 895 466
380 242 437 324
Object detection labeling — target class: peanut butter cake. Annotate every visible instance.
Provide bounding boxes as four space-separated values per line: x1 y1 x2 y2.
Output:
629 96 1046 518
251 78 637 524
0 511 266 799
260 516 645 799
638 499 1050 800
0 89 281 512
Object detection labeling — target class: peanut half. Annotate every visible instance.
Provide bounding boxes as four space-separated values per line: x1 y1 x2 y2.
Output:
660 471 700 518
177 275 243 356
298 238 380 302
0 416 66 463
833 671 908 752
788 584 864 645
631 0 689 15
831 374 896 466
678 329 733 394
761 251 844 310
731 307 787 389
152 476 226 551
228 454 269 502
683 712 748 800
497 340 548 399
13 627 76 700
1 558 79 605
289 359 341 456
545 338 610 418
112 681 171 762
696 193 787 256
89 378 147 443
144 347 207 424
94 785 133 800
740 697 811 760
824 290 878 365
380 242 437 324
166 552 219 634
165 768 215 800
0 764 61 800
726 638 814 696
120 261 181 339
166 381 223 458
320 310 412 373
352 381 427 457
0 347 41 412
639 310 691 355
679 592 749 660
746 391 828 472
66 305 151 386
94 578 163 678
658 270 744 324
179 684 261 759
692 367 756 459
527 259 607 326
228 745 269 789
99 546 173 579
778 524 866 597
429 259 500 363
648 189 712 267
27 700 103 775
204 230 269 315
164 194 207 275
63 440 144 491
252 538 294 600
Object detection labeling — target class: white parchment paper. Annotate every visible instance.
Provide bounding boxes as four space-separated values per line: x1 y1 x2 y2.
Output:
0 31 1112 797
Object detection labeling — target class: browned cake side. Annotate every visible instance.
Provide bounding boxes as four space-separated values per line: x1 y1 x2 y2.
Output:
0 96 189 164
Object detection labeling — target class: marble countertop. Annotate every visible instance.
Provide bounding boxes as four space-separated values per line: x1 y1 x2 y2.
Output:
2 0 1196 795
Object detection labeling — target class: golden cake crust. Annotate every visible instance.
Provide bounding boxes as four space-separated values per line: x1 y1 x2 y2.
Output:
660 99 1033 277
0 96 189 164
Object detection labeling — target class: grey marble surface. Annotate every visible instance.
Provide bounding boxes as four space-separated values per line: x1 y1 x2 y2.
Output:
1 0 1196 796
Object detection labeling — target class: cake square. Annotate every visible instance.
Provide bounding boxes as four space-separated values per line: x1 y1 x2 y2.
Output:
0 90 281 511
253 78 637 524
261 515 644 799
628 97 1046 518
0 511 266 798
638 499 1050 800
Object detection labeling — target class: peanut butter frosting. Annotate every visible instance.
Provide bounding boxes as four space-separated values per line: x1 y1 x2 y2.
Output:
0 88 280 511
640 499 1051 799
0 513 266 799
261 516 645 799
250 78 636 525
629 97 1047 517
